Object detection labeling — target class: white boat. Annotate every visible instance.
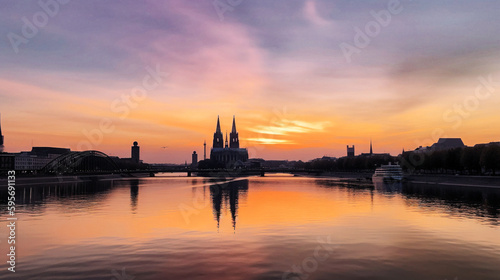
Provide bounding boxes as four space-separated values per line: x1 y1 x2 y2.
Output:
372 164 403 182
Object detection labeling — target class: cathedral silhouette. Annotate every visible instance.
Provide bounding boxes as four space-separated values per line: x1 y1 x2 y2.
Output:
210 116 248 168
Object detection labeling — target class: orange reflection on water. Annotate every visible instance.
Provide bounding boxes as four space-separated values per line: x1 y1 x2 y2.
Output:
6 177 500 267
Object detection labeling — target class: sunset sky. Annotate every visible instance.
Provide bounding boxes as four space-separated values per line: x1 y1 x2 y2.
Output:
1 0 500 163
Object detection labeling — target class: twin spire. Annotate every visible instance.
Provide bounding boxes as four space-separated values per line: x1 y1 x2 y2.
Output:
213 115 239 149
215 115 237 133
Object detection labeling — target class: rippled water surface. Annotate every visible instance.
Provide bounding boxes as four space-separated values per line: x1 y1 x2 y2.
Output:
1 175 500 279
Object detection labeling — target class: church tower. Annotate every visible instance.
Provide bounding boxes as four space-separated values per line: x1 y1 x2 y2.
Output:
0 113 4 152
212 116 223 148
229 116 239 148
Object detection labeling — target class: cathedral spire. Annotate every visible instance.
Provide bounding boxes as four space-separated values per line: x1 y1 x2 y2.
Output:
212 116 223 148
216 115 221 133
231 115 237 133
370 139 373 155
229 115 239 148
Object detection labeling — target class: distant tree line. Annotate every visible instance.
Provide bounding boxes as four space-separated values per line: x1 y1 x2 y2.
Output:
296 154 396 171
400 144 500 175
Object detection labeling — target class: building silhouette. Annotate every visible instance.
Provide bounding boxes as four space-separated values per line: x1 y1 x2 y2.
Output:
0 154 14 175
347 145 355 157
360 140 390 157
210 116 248 168
110 142 144 170
131 141 140 164
0 113 4 153
431 138 465 151
192 151 198 167
415 138 466 152
14 147 70 171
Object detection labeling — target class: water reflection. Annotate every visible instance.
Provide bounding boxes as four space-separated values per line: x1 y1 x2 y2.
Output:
0 177 499 280
0 181 106 216
210 179 248 231
313 178 500 225
130 179 139 213
0 180 137 217
373 180 402 193
403 181 500 225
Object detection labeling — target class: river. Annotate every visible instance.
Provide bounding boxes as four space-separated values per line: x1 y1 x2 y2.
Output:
1 175 499 279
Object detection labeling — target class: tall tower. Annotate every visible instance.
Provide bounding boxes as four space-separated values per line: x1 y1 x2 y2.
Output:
370 139 373 155
131 141 140 164
192 151 198 167
0 113 4 153
347 145 355 157
212 116 223 148
204 140 206 160
229 115 239 148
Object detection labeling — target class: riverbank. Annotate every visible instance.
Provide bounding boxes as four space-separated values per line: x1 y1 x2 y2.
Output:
0 173 152 188
406 174 500 188
307 172 500 189
310 171 373 179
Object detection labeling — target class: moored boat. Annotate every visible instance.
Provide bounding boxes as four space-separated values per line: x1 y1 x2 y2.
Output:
372 164 403 182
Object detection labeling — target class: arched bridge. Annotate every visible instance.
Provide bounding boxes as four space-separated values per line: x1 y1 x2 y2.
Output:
41 150 121 175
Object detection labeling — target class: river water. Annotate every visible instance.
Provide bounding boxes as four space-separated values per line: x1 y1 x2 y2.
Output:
1 175 499 279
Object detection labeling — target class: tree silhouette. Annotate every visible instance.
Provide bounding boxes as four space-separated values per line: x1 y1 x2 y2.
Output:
480 145 500 175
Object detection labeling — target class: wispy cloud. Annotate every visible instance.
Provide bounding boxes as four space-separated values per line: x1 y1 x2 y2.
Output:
248 119 331 136
1 0 500 162
245 138 293 145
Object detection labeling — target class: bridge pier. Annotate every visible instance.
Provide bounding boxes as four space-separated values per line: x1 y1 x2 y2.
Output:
260 170 265 177
187 171 191 177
